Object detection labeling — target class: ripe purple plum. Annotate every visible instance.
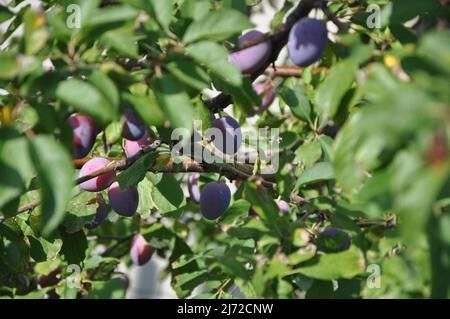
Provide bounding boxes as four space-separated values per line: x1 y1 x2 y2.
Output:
253 82 275 113
124 131 152 157
210 116 242 155
318 227 351 252
288 18 328 67
108 182 139 217
200 182 231 220
79 157 116 192
122 108 146 141
229 30 272 74
187 173 201 203
277 200 289 214
130 234 154 266
86 195 109 229
67 113 95 159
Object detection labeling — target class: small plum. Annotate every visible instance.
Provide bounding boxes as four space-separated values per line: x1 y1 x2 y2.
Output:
124 131 152 157
130 234 154 266
187 173 201 203
122 108 146 141
253 82 275 113
210 116 242 155
86 195 109 229
200 182 231 220
67 113 95 159
288 18 328 67
229 30 272 74
79 157 116 192
277 200 289 214
317 227 351 252
108 182 139 217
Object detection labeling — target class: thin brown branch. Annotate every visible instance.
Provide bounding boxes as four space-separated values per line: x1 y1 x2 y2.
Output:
264 65 328 78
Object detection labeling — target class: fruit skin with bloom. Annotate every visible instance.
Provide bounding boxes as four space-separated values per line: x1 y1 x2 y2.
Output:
79 157 116 192
200 182 231 220
253 82 276 113
288 18 328 67
124 131 152 157
108 182 139 217
229 30 272 74
86 195 109 229
130 234 154 266
122 107 146 141
67 113 96 159
210 116 242 155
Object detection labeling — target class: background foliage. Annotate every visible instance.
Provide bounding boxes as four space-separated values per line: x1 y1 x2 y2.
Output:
0 0 449 299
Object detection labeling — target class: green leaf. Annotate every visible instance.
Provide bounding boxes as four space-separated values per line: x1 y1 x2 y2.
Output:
117 152 158 190
0 5 13 24
151 75 194 139
292 246 365 280
166 55 211 91
219 199 250 225
56 79 116 124
29 136 74 236
87 70 119 111
278 85 312 123
0 129 34 212
186 41 242 86
84 5 138 28
295 162 334 190
314 60 357 118
61 229 88 265
0 52 20 80
172 270 208 298
86 278 126 299
183 9 253 43
62 192 98 233
148 0 173 32
149 173 185 215
122 91 165 127
294 140 322 168
101 31 139 59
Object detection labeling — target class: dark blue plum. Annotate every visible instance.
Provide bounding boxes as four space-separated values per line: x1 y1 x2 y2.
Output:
209 116 242 155
229 30 272 74
200 182 231 220
67 113 95 159
288 18 328 67
86 195 109 229
108 182 139 217
122 108 146 141
187 173 201 203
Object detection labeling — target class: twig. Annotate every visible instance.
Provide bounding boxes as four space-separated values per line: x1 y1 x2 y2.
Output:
264 65 327 78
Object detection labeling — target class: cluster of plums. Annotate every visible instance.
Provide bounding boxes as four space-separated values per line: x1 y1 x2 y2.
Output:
66 17 329 268
230 18 328 72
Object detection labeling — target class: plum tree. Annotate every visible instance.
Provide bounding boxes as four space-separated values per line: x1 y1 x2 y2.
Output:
108 182 139 217
66 113 95 159
124 131 152 157
122 107 146 141
277 200 289 214
316 227 351 253
187 173 201 203
229 30 272 74
130 234 154 266
288 18 328 67
200 182 231 220
253 82 275 113
79 158 116 192
210 116 242 155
